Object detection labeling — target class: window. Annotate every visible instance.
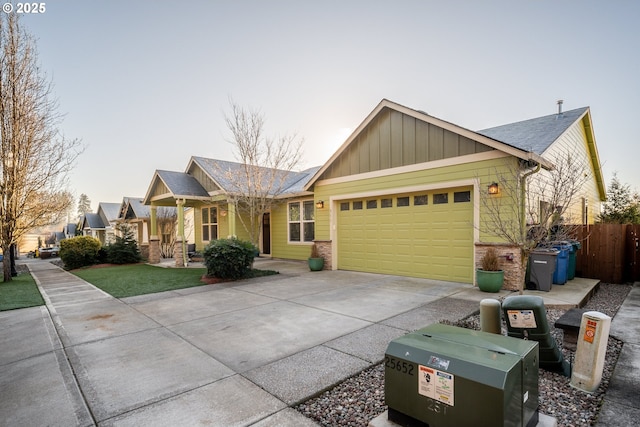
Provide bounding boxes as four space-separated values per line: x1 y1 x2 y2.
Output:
340 202 350 211
201 207 218 242
414 195 428 206
367 200 377 209
353 201 363 210
381 198 393 208
433 193 448 204
454 191 471 203
397 197 410 207
289 200 315 242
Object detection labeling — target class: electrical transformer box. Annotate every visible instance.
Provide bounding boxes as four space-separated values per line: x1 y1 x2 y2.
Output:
385 323 539 427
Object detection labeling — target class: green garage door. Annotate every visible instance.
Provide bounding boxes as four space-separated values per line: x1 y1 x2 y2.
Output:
337 187 474 283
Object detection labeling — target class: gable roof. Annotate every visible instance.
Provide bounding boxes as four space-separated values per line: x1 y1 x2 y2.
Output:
478 106 605 200
189 156 318 197
63 223 77 235
305 99 553 190
83 213 105 229
477 107 590 155
142 170 211 205
119 197 149 220
97 202 121 223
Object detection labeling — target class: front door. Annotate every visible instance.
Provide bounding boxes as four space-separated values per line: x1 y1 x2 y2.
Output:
262 213 271 254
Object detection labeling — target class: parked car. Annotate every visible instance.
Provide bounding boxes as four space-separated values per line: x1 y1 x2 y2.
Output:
39 247 60 258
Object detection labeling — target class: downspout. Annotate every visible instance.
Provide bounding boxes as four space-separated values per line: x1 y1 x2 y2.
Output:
519 161 541 294
520 161 541 231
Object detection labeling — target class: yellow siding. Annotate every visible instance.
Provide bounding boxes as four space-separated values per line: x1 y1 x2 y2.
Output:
270 200 313 260
314 157 517 242
533 120 602 225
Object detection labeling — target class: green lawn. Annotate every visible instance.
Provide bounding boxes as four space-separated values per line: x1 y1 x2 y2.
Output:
0 273 45 311
72 264 208 298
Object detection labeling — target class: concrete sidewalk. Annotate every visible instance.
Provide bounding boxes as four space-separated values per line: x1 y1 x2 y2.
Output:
1 258 602 426
594 282 640 426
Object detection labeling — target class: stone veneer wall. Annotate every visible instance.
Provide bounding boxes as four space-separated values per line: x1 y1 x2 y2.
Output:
148 238 160 264
139 243 150 261
174 240 184 267
313 240 332 270
475 243 523 291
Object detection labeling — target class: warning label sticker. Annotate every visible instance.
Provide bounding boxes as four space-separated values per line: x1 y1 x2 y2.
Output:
418 365 455 406
507 309 537 328
584 319 597 343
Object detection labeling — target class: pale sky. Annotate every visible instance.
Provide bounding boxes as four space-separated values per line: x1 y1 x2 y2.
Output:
19 0 640 211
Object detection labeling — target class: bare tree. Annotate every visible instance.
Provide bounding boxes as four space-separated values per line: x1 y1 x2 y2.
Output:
221 99 303 247
479 153 591 293
157 207 177 258
0 14 81 281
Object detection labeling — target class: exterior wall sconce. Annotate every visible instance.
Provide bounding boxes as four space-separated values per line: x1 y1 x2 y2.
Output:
316 200 324 209
488 182 499 195
219 209 228 217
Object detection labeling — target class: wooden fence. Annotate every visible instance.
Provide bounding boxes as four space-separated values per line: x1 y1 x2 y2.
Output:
574 224 640 283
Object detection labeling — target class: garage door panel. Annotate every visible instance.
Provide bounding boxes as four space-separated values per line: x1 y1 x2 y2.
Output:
337 188 473 283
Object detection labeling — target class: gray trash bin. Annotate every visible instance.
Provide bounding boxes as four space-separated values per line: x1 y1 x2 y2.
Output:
528 249 558 291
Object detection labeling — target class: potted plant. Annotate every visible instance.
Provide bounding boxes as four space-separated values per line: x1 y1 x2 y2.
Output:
476 247 504 292
308 243 324 271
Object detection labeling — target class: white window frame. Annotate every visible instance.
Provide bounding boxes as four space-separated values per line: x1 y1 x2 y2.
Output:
201 206 218 243
288 200 315 243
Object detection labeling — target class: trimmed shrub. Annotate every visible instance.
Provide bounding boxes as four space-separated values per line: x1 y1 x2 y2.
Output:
60 236 102 270
203 238 255 280
104 224 142 264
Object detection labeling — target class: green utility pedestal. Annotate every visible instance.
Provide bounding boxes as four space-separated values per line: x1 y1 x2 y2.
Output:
385 323 539 427
502 295 570 376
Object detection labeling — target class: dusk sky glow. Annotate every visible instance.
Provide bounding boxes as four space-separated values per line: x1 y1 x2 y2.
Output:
19 0 640 210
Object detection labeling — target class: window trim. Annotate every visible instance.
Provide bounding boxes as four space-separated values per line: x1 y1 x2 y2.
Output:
288 199 315 243
201 206 218 243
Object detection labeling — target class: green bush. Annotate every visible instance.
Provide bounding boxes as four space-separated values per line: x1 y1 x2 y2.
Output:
60 236 102 269
105 224 142 264
203 238 255 279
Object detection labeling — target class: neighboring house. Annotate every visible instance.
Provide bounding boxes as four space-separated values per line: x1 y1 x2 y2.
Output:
142 99 605 288
142 160 318 265
96 202 121 244
63 223 77 238
81 202 121 245
116 198 151 257
81 213 105 241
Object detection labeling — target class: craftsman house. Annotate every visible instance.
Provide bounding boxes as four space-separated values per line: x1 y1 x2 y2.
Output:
142 99 605 288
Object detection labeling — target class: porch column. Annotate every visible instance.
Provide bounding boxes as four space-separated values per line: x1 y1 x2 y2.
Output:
175 199 186 267
227 202 236 238
148 205 160 264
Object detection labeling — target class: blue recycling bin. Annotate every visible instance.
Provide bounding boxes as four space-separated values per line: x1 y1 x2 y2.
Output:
552 242 571 285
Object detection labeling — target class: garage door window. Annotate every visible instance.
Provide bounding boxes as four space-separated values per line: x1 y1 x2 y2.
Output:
414 195 428 205
454 191 471 203
381 198 393 208
433 193 448 204
397 196 410 207
367 200 377 209
288 200 315 242
353 201 363 210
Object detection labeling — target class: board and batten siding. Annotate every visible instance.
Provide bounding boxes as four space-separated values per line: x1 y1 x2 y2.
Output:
322 108 493 180
187 163 219 193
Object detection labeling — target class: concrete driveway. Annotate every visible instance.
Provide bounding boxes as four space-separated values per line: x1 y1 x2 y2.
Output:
0 258 506 426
